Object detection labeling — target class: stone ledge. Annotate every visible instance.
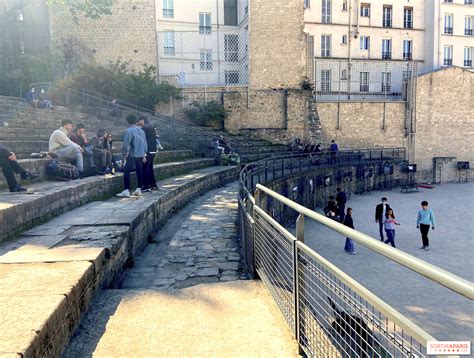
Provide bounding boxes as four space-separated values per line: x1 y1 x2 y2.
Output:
0 158 214 242
0 165 239 357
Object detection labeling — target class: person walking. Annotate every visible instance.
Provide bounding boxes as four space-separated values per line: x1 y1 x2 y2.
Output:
336 187 347 222
383 208 400 248
116 115 148 198
375 197 391 241
416 201 436 251
138 116 158 192
0 144 38 192
343 207 356 255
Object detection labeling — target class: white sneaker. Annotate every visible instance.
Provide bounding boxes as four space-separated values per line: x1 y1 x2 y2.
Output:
116 189 130 197
132 188 143 196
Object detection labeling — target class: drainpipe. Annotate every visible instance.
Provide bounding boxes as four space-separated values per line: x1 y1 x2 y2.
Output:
347 0 353 99
437 0 441 68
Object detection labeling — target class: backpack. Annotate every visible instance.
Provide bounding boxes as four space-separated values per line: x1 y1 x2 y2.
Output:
46 160 80 181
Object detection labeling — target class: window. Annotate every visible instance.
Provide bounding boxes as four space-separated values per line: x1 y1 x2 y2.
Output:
322 0 331 23
225 70 240 84
321 70 331 92
382 72 391 93
360 36 370 50
465 0 473 4
360 3 370 17
404 7 413 29
200 49 213 70
224 0 238 26
382 39 391 59
443 46 453 65
199 13 212 34
341 69 347 80
444 0 453 2
465 16 473 36
360 72 369 92
304 0 311 9
163 0 174 18
224 34 239 62
342 35 347 45
383 6 392 27
163 31 175 56
444 14 453 34
402 70 411 81
16 10 24 21
321 35 331 57
403 40 412 60
464 47 473 67
342 0 347 11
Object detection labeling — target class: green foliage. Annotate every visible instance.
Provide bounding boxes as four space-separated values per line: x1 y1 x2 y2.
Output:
46 0 113 22
60 60 180 110
185 101 228 129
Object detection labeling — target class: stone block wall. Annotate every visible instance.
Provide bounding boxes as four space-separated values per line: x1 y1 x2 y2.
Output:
49 0 158 71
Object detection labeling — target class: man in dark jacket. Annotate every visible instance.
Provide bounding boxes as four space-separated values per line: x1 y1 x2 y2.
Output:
375 197 391 241
336 187 347 222
0 144 38 192
138 116 157 192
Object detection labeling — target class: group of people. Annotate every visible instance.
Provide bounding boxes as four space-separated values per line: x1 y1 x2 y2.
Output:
289 138 340 165
25 87 53 110
335 196 436 255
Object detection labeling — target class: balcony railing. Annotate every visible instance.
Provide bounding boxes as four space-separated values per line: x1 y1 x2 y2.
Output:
465 29 473 36
199 26 212 34
404 21 413 29
444 27 453 34
162 8 174 18
383 19 392 27
382 52 392 60
464 60 473 67
163 47 175 56
403 53 412 60
444 59 453 65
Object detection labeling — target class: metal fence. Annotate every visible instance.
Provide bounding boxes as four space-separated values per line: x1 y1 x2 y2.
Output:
157 30 248 88
313 59 418 102
238 151 474 357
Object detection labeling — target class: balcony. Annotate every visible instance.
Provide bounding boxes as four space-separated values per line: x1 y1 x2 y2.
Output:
464 60 473 67
164 47 175 56
403 53 412 60
382 52 392 60
444 27 453 35
383 20 392 28
444 59 453 65
199 26 212 35
404 21 413 29
465 29 473 36
163 8 174 18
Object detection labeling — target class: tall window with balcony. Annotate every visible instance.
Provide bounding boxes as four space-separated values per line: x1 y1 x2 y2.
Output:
383 6 392 28
360 3 370 17
465 0 473 4
224 0 238 26
360 36 370 50
360 72 369 92
382 39 391 59
465 16 473 36
163 0 174 18
163 31 175 56
321 70 331 93
464 47 473 67
200 49 213 70
381 72 391 93
403 40 412 60
404 7 413 29
444 14 453 34
443 46 453 65
322 0 331 23
199 13 212 34
224 34 239 62
321 35 331 57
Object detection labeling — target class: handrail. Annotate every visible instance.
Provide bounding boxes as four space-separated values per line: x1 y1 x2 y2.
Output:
255 183 474 300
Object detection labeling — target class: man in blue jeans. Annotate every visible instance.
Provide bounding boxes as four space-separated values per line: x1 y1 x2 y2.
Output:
116 115 148 197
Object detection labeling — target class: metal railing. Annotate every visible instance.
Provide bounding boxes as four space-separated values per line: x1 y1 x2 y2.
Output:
238 150 473 357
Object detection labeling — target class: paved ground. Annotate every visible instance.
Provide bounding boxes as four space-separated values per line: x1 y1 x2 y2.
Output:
64 183 297 357
301 183 474 343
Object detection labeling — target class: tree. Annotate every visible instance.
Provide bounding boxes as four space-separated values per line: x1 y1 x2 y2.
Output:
53 36 93 77
46 0 113 22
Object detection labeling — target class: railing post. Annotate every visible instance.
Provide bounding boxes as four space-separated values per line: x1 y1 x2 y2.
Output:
296 214 305 243
295 214 305 355
255 187 261 208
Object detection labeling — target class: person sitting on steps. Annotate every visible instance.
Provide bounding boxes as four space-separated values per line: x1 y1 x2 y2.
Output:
70 123 95 173
48 119 84 178
90 129 112 175
0 144 39 192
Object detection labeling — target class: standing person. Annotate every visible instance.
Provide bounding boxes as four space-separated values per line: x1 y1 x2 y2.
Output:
116 115 147 197
384 209 400 248
375 197 391 241
336 187 347 222
343 207 356 255
0 144 38 192
48 119 84 177
329 139 339 164
416 201 436 251
138 116 158 192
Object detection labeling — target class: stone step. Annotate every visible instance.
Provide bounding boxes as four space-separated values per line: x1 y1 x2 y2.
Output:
0 158 215 242
0 165 239 357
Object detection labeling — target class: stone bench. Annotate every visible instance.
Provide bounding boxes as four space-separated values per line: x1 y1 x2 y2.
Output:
0 165 239 357
0 158 214 242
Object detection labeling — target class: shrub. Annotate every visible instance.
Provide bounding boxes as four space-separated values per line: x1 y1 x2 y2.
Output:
185 101 228 129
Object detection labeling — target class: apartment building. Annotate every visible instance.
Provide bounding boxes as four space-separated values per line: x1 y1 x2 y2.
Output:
425 0 474 70
156 0 249 87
